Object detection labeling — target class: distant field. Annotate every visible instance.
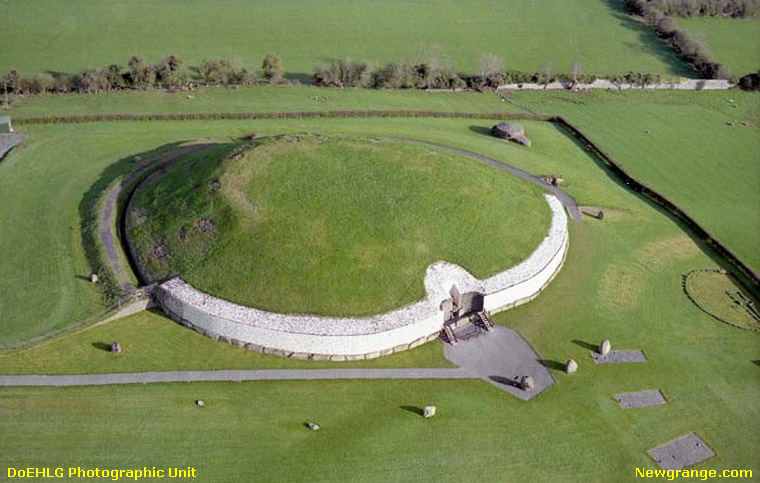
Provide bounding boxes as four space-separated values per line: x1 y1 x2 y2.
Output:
510 89 760 275
0 0 690 77
678 17 760 75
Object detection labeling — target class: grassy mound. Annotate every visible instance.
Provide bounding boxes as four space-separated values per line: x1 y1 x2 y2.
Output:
127 134 551 316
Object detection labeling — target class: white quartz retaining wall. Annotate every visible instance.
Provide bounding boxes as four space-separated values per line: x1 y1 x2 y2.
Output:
154 194 569 359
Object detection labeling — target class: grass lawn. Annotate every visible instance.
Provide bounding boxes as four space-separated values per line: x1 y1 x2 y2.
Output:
0 116 604 344
1 119 758 478
677 17 760 76
0 310 452 373
0 0 690 78
5 85 512 119
129 135 550 316
509 89 760 275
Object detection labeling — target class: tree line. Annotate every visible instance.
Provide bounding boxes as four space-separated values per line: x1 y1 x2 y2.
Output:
627 0 760 18
312 52 665 90
1 53 291 96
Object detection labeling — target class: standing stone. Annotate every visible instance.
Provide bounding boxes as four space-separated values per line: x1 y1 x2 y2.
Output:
599 339 611 356
423 406 436 418
597 210 605 220
521 375 534 392
196 400 204 408
90 273 99 283
565 359 578 373
110 341 121 354
307 422 320 431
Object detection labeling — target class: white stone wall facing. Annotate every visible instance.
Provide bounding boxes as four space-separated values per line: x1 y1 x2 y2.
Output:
154 195 569 359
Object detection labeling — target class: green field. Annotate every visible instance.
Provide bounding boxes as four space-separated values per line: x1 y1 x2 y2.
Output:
2 1 759 479
2 110 758 480
509 89 760 275
0 0 691 78
5 85 512 119
678 17 760 75
129 135 549 316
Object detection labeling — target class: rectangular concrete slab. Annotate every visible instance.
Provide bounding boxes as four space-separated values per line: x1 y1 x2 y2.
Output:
615 389 667 409
592 350 647 364
648 433 715 470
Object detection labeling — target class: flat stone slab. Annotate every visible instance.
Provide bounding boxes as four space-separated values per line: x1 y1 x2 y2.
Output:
614 389 667 409
0 134 26 160
592 350 647 364
648 433 715 470
444 325 554 400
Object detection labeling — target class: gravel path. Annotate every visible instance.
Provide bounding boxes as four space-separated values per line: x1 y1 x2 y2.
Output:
0 368 474 387
382 137 583 222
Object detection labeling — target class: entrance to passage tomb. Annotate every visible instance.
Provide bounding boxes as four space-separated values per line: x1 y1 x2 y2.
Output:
440 285 493 345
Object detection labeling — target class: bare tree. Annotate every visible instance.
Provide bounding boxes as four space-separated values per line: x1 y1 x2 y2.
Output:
571 60 583 85
539 61 555 87
478 52 504 80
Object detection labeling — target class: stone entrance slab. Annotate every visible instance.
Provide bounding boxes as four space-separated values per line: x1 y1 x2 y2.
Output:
648 433 715 470
592 350 647 364
614 389 667 409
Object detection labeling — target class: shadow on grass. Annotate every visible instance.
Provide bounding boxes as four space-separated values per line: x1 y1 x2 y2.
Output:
468 125 494 137
399 405 424 416
91 342 111 352
572 339 597 351
599 0 694 77
539 359 565 371
752 360 760 367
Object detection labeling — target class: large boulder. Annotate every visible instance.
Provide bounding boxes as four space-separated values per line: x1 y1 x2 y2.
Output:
520 375 534 392
491 122 524 138
307 422 320 431
110 341 121 354
599 339 611 356
491 122 532 147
